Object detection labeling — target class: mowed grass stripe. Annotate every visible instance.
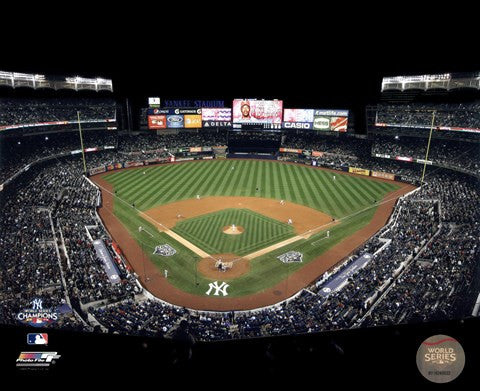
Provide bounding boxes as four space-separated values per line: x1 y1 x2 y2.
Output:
285 164 307 206
184 160 221 199
148 162 206 207
342 175 374 205
351 176 381 201
206 160 230 198
319 170 351 216
135 164 190 209
329 175 358 213
334 175 366 212
212 161 234 196
311 169 340 215
171 161 218 201
133 163 191 207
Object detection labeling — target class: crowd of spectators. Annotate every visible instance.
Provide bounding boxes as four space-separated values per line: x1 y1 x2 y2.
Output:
0 115 479 341
376 102 480 130
372 135 480 175
0 157 141 330
0 97 116 127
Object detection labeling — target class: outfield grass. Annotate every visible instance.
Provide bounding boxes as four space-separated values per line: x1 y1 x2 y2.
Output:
103 160 400 297
104 160 398 218
172 208 295 256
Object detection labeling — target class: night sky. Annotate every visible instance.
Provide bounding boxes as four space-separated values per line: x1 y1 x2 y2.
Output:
1 14 478 131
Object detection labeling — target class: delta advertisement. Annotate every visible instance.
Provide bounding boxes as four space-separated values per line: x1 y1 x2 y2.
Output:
232 99 283 124
202 108 232 127
349 167 370 176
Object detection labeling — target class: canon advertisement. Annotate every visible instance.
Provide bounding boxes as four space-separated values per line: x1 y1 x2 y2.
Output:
148 115 166 129
232 99 283 124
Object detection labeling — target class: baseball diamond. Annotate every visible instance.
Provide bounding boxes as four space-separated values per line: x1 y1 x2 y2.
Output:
91 159 412 308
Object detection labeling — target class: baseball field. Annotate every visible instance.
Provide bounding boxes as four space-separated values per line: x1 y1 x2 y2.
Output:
92 159 415 310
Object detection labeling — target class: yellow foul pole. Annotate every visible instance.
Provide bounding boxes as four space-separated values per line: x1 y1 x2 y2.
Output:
420 110 436 185
77 111 87 175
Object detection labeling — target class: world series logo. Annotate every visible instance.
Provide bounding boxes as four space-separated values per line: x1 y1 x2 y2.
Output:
16 298 58 327
416 334 465 383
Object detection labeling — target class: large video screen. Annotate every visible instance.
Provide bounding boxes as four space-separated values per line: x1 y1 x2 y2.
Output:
232 99 283 124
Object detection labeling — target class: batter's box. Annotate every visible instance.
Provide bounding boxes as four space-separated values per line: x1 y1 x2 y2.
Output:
153 244 176 256
277 251 303 263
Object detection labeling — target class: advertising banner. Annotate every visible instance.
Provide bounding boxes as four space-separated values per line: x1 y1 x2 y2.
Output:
202 108 232 121
93 240 121 285
282 122 313 129
313 116 331 130
416 158 433 165
184 115 202 128
395 156 413 162
349 167 370 176
314 109 349 117
313 116 348 132
372 171 395 180
148 108 170 115
283 109 314 123
189 147 202 153
202 146 212 152
124 161 144 168
89 166 107 176
166 115 184 128
232 99 283 124
280 147 303 154
203 121 232 128
312 151 324 157
148 115 167 129
375 153 391 159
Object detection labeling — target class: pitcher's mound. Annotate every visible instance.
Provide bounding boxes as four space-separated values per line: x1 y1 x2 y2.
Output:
222 225 245 235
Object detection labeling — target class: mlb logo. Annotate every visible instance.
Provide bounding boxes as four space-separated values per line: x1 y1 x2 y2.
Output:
27 333 48 345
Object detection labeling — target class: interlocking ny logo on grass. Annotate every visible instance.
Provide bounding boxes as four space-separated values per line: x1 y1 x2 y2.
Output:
206 281 229 296
416 334 465 383
16 298 58 327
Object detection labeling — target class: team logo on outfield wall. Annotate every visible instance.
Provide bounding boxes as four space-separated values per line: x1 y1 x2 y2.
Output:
416 335 465 383
277 251 303 263
16 298 58 327
206 281 229 296
153 244 177 257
